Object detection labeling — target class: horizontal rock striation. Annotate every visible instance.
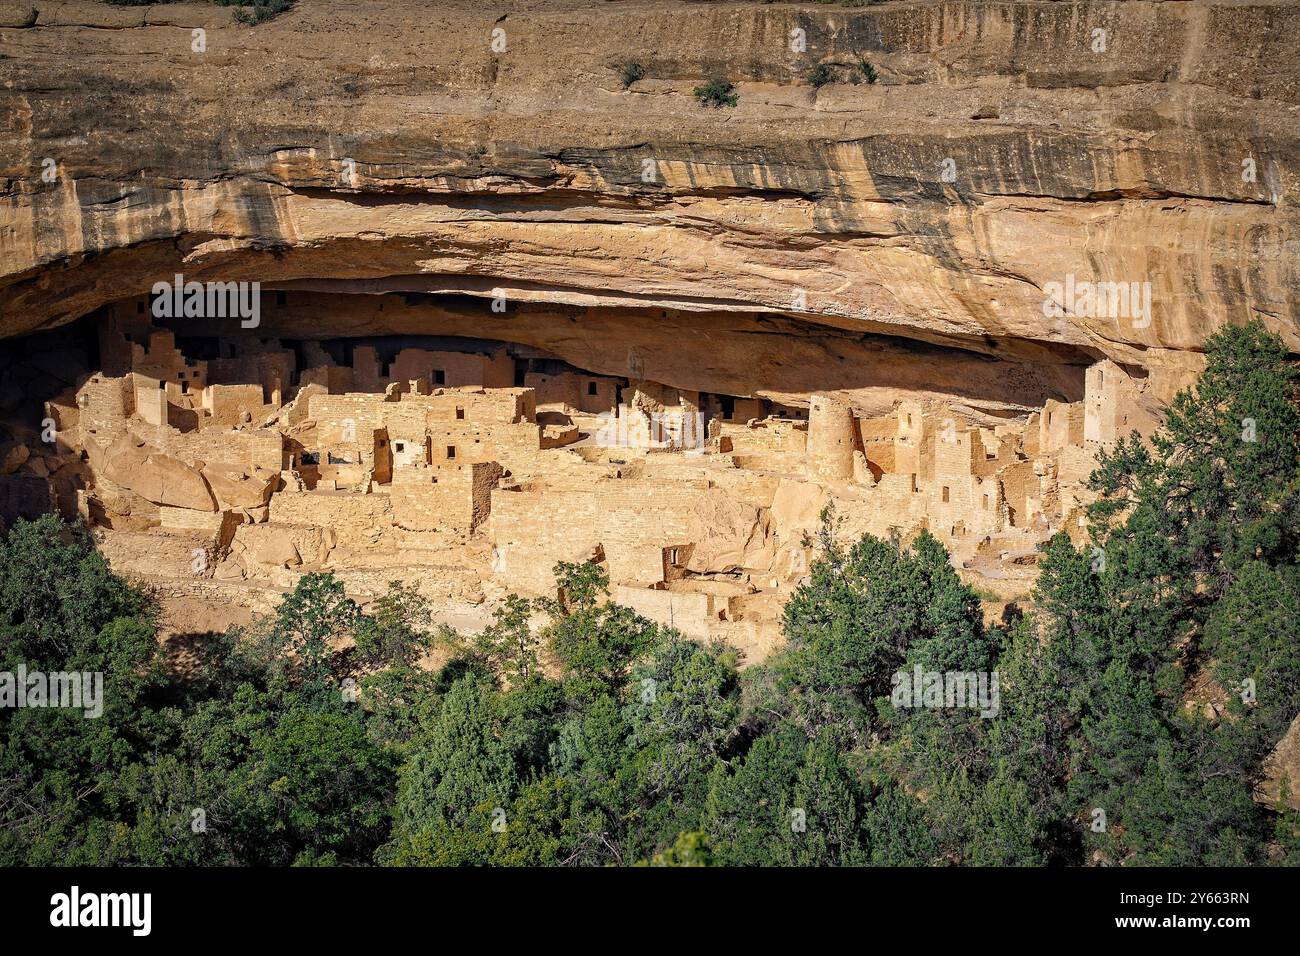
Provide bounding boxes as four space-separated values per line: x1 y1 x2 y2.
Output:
1 0 1297 406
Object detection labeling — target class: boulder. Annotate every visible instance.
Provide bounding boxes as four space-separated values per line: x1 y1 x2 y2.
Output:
0 441 29 475
100 434 216 511
201 463 280 511
684 491 763 574
770 479 828 538
244 530 301 569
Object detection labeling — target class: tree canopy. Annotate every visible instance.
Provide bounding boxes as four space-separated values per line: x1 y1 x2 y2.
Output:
2 322 1296 866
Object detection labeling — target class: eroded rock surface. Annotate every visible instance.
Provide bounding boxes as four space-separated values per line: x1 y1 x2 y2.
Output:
1 0 1297 408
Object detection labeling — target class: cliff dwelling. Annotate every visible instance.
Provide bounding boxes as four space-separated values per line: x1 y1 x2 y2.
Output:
0 286 1161 662
0 0 1295 666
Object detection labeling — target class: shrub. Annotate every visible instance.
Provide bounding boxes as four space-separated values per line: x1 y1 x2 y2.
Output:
806 63 835 88
693 75 738 108
616 61 646 89
857 57 879 85
220 0 293 25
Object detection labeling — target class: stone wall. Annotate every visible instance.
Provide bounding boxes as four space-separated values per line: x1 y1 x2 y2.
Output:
808 394 856 481
491 481 709 593
391 461 503 533
153 428 284 471
615 585 714 640
390 347 514 391
268 489 393 534
204 384 270 430
526 370 620 414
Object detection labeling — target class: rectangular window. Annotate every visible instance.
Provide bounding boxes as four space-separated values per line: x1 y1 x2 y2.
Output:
446 446 456 459
456 407 465 420
942 486 950 503
588 382 598 396
434 370 446 385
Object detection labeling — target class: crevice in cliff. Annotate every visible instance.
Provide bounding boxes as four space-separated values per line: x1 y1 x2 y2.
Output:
976 187 1275 208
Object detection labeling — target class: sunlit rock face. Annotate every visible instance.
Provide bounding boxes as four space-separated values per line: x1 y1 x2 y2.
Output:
1 0 1296 412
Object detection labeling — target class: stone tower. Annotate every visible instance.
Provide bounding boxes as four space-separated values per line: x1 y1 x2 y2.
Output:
808 393 855 481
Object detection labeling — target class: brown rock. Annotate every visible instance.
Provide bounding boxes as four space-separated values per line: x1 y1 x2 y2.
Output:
1261 713 1300 811
101 435 216 512
201 463 280 511
0 0 1294 407
0 442 29 475
251 536 301 569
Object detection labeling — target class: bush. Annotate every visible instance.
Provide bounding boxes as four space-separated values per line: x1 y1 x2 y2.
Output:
220 0 293 25
857 57 878 84
806 64 835 88
616 61 646 89
693 75 738 108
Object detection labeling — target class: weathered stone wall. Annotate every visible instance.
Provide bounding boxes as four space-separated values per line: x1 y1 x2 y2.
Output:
615 585 714 641
808 394 856 481
391 461 503 533
152 427 283 471
268 489 393 534
72 375 134 447
204 384 269 430
526 370 620 414
390 347 514 391
1040 400 1086 455
491 481 711 593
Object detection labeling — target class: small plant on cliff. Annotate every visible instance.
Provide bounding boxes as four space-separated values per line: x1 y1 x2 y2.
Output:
806 63 835 89
218 0 293 25
616 61 646 89
693 75 738 109
856 56 879 85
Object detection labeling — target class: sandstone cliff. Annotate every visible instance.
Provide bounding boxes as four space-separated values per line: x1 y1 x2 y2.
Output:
1 0 1297 411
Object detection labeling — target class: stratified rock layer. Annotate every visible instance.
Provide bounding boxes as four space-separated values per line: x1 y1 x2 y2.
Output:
1 0 1297 405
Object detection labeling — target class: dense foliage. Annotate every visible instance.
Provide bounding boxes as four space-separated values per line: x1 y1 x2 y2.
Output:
1 322 1295 865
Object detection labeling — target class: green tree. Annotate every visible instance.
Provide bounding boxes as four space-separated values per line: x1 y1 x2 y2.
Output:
466 594 543 683
241 571 359 695
354 580 436 670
